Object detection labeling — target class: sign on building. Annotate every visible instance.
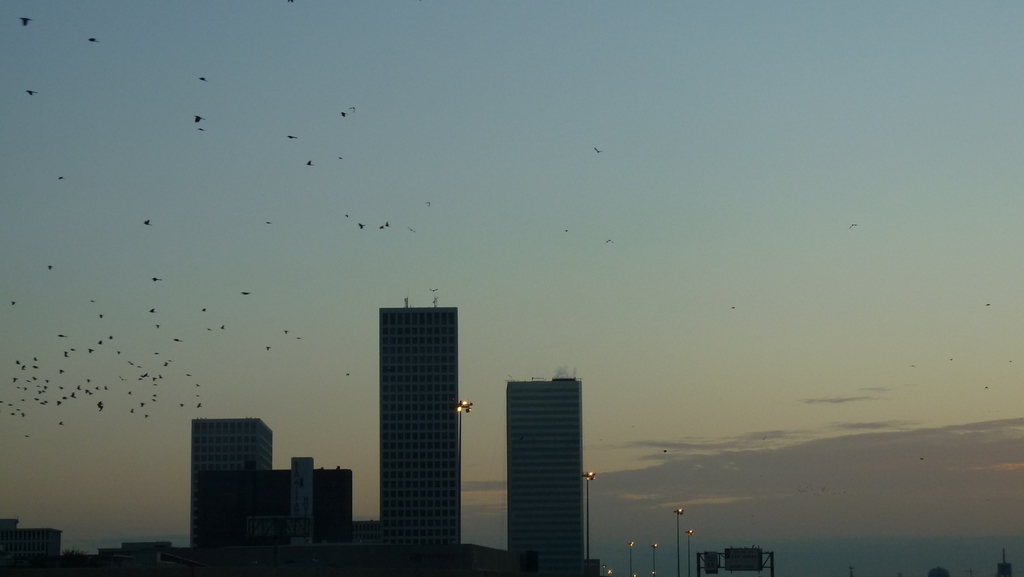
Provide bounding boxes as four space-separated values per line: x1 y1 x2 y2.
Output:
290 457 314 519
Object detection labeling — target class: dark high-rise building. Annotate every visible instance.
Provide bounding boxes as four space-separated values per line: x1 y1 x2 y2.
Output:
506 378 584 574
190 418 273 547
379 306 460 544
193 467 353 548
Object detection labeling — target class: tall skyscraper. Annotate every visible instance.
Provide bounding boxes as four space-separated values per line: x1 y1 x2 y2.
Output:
379 306 459 544
190 418 273 547
506 378 583 574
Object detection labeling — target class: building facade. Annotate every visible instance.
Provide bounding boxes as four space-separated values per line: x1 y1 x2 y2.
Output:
0 519 61 559
352 520 382 543
190 418 273 547
506 378 584 574
193 466 352 548
379 306 460 545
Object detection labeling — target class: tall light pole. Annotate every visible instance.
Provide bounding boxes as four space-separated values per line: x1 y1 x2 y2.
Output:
685 530 694 577
583 471 596 563
629 542 635 577
455 399 472 544
673 509 684 577
651 543 658 577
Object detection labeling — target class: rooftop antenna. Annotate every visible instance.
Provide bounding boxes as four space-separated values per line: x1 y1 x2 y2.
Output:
433 296 438 308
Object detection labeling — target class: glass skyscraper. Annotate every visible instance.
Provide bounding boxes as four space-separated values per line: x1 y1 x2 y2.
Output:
379 306 460 544
506 378 584 573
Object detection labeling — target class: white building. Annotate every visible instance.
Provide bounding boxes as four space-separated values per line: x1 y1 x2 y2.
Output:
506 378 584 574
379 306 460 545
0 519 61 559
190 417 273 546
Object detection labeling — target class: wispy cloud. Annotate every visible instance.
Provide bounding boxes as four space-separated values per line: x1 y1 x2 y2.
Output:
801 395 877 404
589 418 1024 544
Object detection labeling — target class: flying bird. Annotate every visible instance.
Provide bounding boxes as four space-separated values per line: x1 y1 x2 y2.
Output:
88 38 98 42
26 90 37 95
306 160 313 166
340 112 347 117
194 115 204 123
149 308 156 313
97 401 104 411
20 18 32 26
849 224 857 229
287 135 297 139
594 148 602 153
152 277 162 281
199 77 207 81
144 220 151 225
358 223 365 229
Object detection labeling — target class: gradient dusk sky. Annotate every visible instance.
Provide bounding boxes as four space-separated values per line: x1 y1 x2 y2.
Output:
3 3 1024 576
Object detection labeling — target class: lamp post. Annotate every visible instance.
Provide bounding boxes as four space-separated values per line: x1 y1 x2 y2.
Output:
685 531 694 577
583 471 596 563
455 399 472 544
673 509 684 577
629 542 635 577
651 543 658 577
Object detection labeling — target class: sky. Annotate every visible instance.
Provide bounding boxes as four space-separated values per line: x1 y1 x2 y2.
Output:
3 2 1024 576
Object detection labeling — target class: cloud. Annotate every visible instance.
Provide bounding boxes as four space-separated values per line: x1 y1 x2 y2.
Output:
801 395 877 404
587 417 1024 547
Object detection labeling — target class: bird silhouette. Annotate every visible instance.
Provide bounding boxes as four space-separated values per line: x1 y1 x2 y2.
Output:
149 308 156 313
199 77 207 81
144 220 151 225
26 90 37 95
96 401 103 411
340 112 347 117
594 147 602 153
306 160 313 166
152 277 162 281
88 38 98 42
241 292 250 295
358 223 365 229
287 135 297 139
20 18 32 26
194 115 204 123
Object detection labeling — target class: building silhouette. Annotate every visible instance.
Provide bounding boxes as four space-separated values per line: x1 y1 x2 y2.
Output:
379 306 460 544
0 519 61 560
193 464 352 548
190 418 273 547
506 377 584 574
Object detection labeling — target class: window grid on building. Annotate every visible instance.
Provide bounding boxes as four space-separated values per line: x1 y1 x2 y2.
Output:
379 307 460 545
189 418 273 547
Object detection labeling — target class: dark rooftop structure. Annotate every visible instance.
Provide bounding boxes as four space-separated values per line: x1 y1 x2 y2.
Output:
195 467 352 548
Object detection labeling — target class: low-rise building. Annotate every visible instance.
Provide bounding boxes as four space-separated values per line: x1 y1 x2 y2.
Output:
0 519 61 559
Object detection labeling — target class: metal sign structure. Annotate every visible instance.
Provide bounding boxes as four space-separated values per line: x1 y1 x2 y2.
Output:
697 550 774 577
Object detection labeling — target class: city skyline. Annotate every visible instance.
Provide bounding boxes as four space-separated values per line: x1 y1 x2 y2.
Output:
4 2 1024 576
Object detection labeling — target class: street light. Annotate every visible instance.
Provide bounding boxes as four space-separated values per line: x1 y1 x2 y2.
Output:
651 543 658 577
673 509 684 577
455 399 472 544
685 530 694 577
629 542 635 577
456 400 473 461
583 471 596 563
